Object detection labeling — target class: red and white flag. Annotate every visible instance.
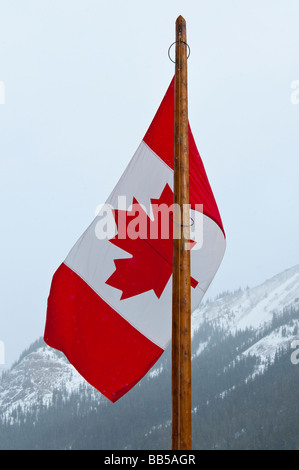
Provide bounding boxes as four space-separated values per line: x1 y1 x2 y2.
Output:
44 78 226 402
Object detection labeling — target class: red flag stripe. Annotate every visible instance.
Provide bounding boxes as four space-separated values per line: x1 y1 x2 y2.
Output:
44 263 163 403
143 78 225 236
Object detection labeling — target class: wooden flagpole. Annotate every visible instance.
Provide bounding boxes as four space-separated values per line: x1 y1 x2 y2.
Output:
172 15 192 450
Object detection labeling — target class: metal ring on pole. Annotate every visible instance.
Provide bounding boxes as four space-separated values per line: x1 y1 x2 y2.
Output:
168 40 191 63
170 215 195 228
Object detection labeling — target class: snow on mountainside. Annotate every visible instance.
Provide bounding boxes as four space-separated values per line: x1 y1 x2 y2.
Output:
240 321 299 376
1 264 299 423
0 345 99 422
192 263 299 335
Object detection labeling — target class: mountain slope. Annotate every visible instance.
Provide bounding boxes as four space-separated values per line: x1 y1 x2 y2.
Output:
0 338 99 423
192 263 299 335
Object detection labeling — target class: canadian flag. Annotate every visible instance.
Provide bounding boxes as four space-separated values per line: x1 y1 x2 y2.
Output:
44 78 226 402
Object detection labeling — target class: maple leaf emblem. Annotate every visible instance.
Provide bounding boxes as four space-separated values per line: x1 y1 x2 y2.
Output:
105 184 198 299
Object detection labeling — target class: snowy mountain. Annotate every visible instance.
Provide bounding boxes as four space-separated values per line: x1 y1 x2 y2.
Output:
0 344 96 422
0 264 299 449
191 263 299 377
192 263 299 334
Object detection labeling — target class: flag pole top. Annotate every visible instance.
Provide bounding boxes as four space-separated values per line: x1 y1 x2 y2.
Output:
168 16 190 63
176 15 186 35
176 15 186 24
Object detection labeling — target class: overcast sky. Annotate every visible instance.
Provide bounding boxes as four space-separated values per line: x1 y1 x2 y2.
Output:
0 0 299 368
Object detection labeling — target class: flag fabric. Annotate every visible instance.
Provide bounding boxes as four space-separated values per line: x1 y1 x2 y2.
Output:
44 78 226 403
